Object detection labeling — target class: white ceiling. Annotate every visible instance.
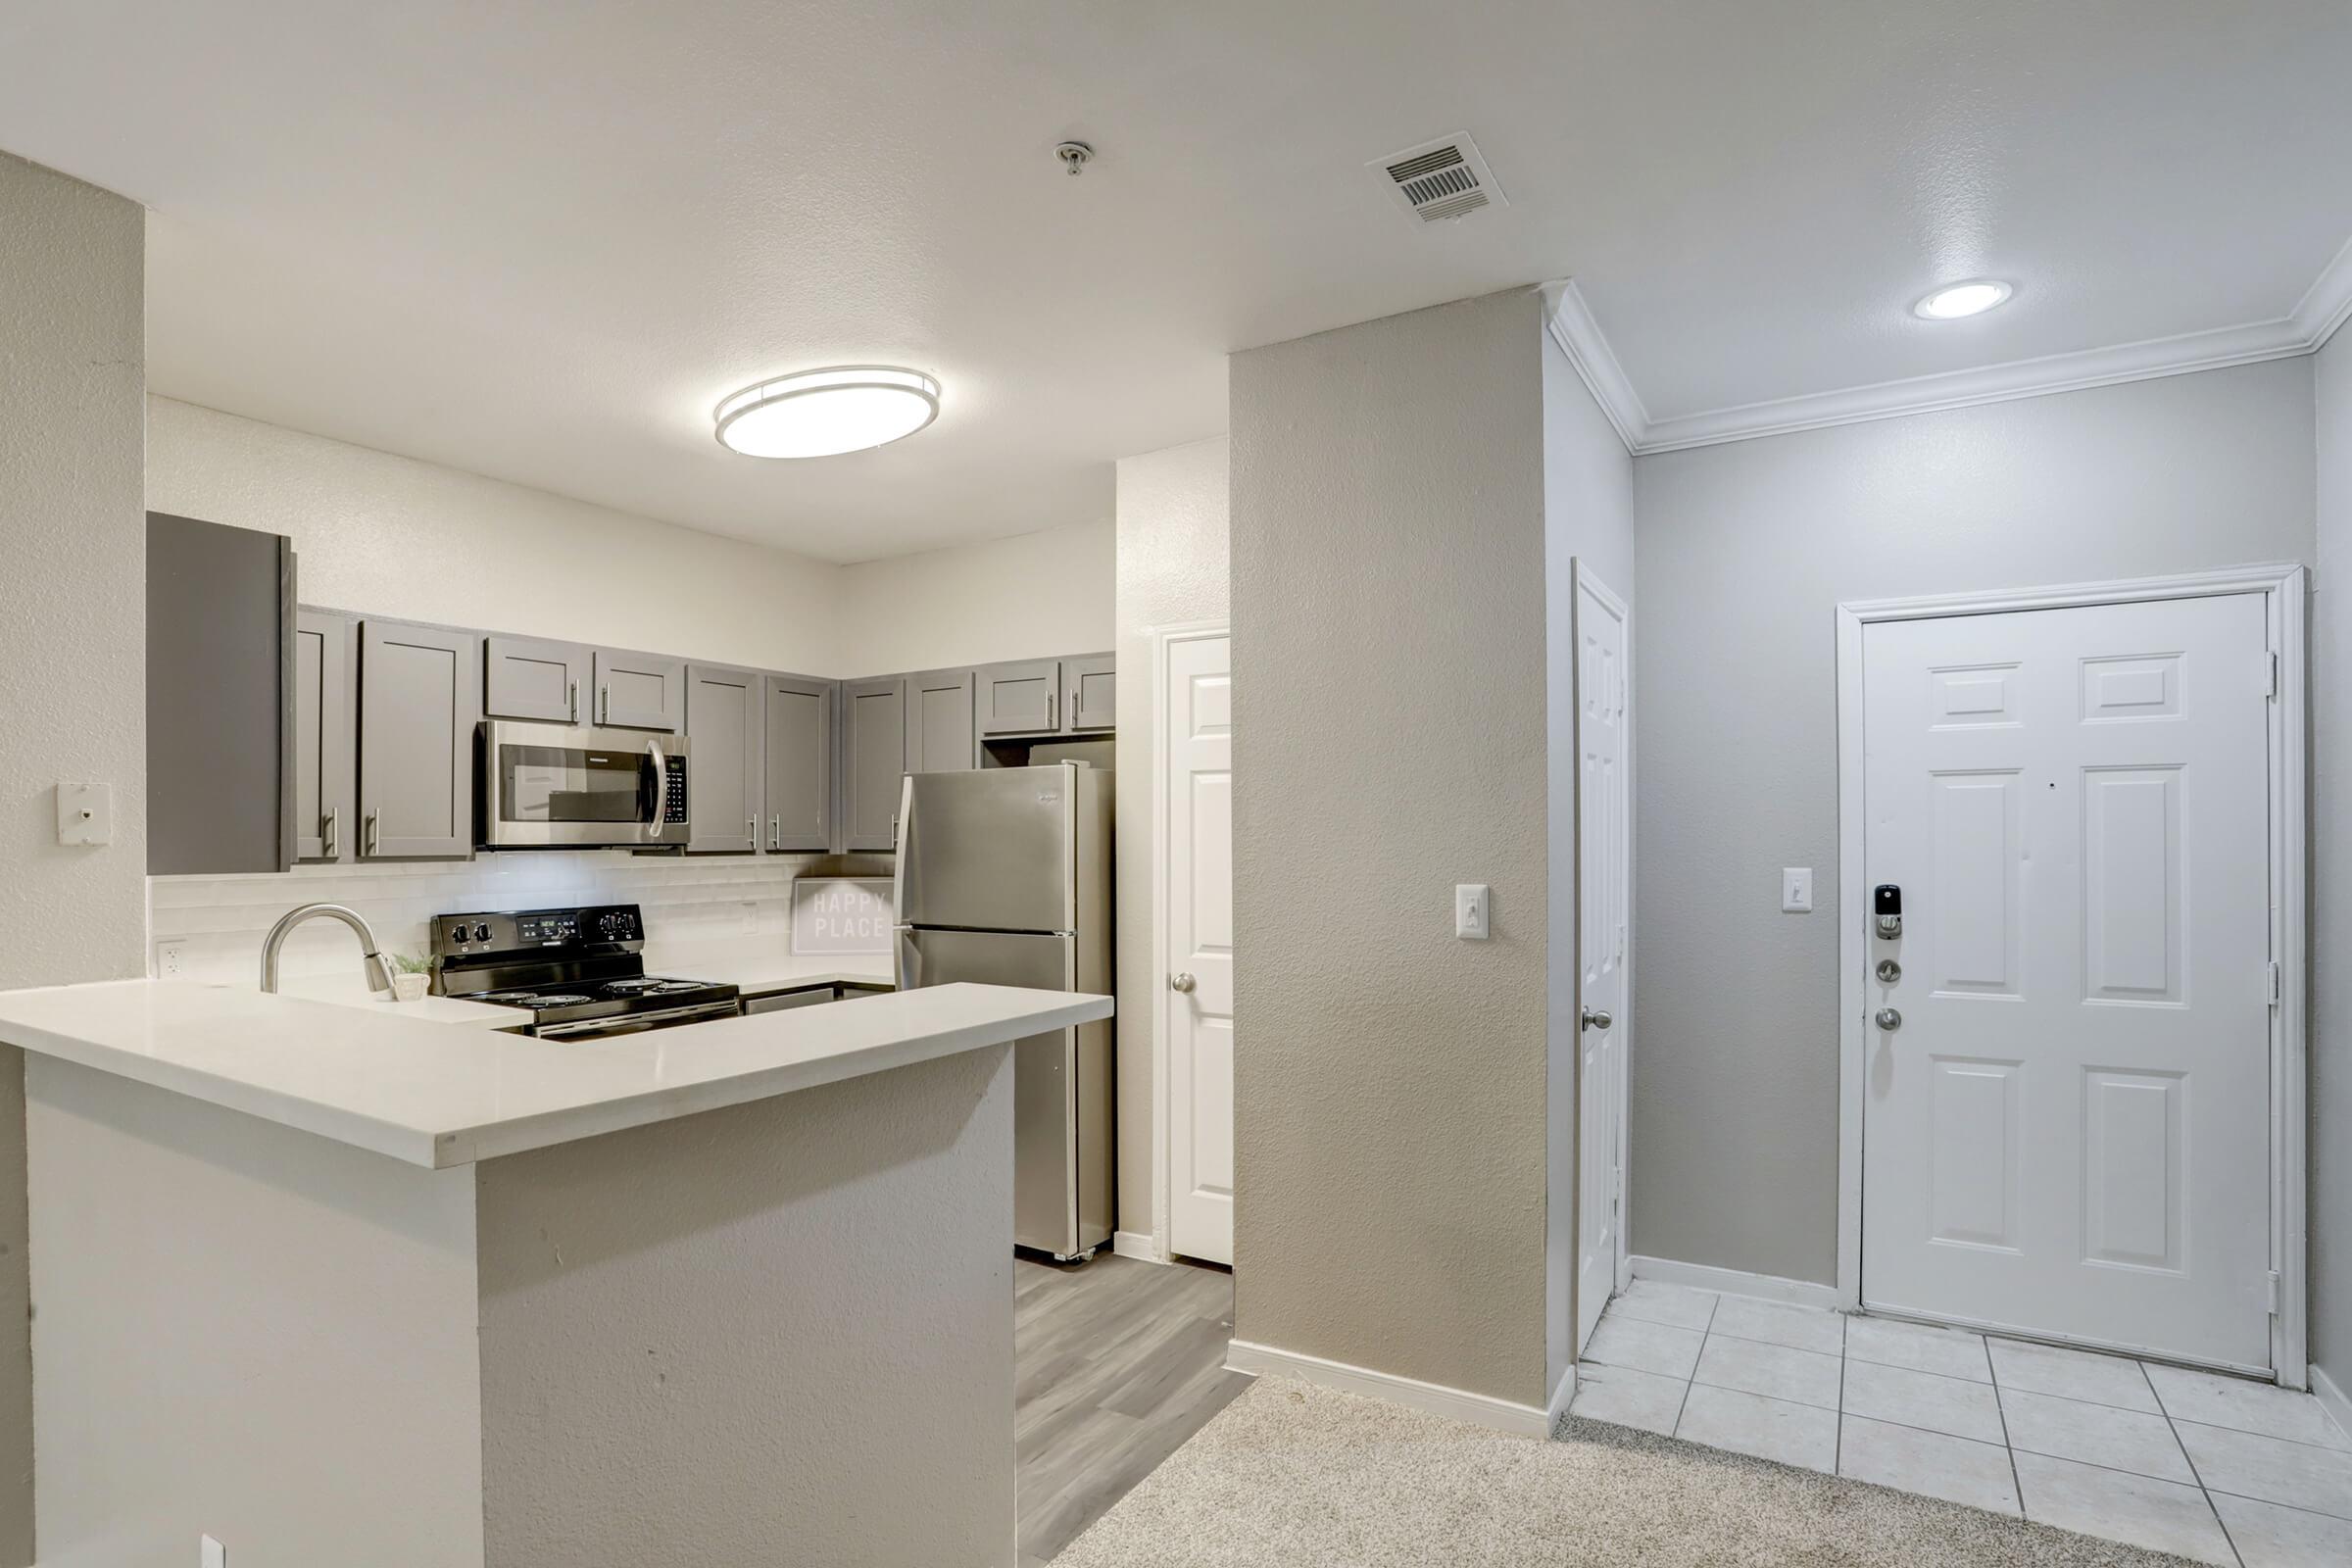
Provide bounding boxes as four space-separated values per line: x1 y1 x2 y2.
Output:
3 2 2348 562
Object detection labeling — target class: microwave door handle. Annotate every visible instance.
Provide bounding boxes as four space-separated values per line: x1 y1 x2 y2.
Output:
644 737 667 841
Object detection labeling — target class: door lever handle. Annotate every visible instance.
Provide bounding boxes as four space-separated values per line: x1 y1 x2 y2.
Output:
1581 1006 1613 1032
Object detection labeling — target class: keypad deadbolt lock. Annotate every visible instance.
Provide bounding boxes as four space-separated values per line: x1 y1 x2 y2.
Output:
1874 883 1903 940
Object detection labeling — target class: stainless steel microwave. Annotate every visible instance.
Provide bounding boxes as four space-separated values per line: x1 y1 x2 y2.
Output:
476 720 690 850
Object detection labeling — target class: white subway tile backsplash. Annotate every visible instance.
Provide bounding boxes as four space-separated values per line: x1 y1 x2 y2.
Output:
149 851 824 984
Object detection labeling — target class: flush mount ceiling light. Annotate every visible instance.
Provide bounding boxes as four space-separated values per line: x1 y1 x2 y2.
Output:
713 366 941 459
1912 278 2013 320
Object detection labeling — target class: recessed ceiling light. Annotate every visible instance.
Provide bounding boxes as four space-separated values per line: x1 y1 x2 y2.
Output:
1912 279 2013 320
713 367 941 459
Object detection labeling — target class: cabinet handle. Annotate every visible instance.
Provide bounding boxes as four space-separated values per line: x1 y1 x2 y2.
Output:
364 809 380 857
750 816 759 850
770 814 780 852
568 680 578 723
322 807 339 860
1048 692 1057 730
600 686 609 724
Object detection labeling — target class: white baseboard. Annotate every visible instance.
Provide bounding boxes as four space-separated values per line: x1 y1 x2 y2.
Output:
1225 1339 1552 1438
1629 1254 1840 1310
2311 1362 2352 1446
1545 1363 1578 1436
1111 1230 1166 1264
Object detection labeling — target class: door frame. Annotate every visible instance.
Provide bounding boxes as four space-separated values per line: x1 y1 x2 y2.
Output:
1835 563 2308 1386
1150 619 1233 1265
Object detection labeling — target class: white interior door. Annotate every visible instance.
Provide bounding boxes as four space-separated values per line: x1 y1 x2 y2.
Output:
1861 593 2274 1371
1167 632 1234 1265
1575 564 1630 1356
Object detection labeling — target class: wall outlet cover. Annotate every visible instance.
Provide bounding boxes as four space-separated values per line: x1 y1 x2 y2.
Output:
1782 867 1814 913
1455 883 1491 940
155 940 187 979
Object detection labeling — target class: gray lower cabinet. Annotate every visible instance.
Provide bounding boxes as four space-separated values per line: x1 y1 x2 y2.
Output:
905 667 978 772
841 677 906 852
684 663 763 854
358 619 480 858
593 649 684 732
294 610 358 862
764 674 835 852
485 634 590 723
1061 654 1115 732
976 660 1059 736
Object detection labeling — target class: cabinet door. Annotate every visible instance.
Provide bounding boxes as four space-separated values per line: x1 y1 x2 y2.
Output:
484 634 590 723
976 660 1059 736
685 663 762 854
1060 654 1115 732
359 619 478 858
764 673 835 852
593 649 685 732
841 677 906 852
906 668 979 772
294 610 357 862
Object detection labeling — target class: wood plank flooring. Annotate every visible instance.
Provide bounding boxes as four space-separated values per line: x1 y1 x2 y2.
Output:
1015 1252 1251 1564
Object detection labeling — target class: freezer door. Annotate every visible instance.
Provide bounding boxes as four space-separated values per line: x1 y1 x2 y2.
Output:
896 927 1086 1256
895 766 1074 934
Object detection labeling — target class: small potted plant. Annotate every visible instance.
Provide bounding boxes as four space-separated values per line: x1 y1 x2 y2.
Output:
389 953 434 1004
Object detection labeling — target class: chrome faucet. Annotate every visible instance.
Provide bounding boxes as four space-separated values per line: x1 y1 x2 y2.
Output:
260 903 395 996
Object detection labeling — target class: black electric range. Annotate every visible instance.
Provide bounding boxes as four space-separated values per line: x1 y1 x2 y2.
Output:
430 904 739 1039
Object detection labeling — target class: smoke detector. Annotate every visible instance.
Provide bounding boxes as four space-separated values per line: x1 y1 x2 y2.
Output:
1372 133 1506 223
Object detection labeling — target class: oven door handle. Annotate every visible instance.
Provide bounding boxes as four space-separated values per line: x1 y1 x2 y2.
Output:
644 737 667 841
535 1000 736 1039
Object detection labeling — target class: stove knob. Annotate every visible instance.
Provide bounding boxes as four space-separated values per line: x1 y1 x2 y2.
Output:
474 923 493 944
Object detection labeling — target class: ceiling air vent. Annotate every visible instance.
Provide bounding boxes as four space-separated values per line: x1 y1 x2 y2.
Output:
1372 133 1506 223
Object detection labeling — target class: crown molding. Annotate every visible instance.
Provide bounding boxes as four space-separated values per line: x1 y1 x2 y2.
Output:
1543 232 2352 457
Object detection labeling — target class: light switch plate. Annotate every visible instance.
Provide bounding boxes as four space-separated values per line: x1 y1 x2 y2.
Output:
201 1535 227 1568
56 781 112 846
1782 867 1813 913
1455 883 1491 940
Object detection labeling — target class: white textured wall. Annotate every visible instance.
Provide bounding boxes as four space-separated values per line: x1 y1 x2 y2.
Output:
1112 437 1230 1239
2314 325 2352 1396
1539 332 1636 1396
0 152 147 1565
147 397 845 675
1231 289 1553 1407
833 517 1115 676
26 1057 484 1567
1631 359 2319 1287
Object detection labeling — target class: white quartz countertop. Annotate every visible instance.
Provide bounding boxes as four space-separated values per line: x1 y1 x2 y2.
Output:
638 938 895 995
0 979 1107 1170
269 973 535 1029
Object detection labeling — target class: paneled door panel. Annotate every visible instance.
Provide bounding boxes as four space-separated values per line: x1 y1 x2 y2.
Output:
841 678 906 852
906 668 979 771
484 634 590 724
1861 593 2272 1371
1574 564 1631 1357
684 663 761 855
1061 655 1116 732
358 619 479 858
977 660 1058 736
294 611 356 862
1167 633 1234 1265
763 675 834 852
593 649 684 733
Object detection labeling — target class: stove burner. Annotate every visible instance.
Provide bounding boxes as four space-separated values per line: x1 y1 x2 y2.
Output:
527 994 594 1007
474 991 541 1004
602 978 662 994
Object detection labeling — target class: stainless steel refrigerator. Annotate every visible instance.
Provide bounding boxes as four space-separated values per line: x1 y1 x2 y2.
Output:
893 762 1114 1260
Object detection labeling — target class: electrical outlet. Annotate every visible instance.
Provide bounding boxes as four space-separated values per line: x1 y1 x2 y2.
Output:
156 940 188 978
1782 868 1814 913
201 1535 227 1568
1454 883 1491 940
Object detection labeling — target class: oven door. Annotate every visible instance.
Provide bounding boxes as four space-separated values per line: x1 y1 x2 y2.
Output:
477 720 688 849
534 1000 740 1039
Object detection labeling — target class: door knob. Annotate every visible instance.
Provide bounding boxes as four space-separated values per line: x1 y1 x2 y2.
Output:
1581 1006 1612 1031
1876 1007 1903 1031
1169 972 1196 994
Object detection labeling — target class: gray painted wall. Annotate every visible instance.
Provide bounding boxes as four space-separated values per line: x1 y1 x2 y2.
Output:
0 152 146 1564
1112 436 1231 1240
1630 358 2319 1286
1231 289 1554 1406
2314 327 2351 1396
1540 330 1637 1395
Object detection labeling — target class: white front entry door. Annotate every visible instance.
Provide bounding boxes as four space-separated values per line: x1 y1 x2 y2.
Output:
1166 632 1234 1265
1861 593 2274 1370
1575 564 1630 1356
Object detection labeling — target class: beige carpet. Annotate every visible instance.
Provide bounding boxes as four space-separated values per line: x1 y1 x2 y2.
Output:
1054 1377 2201 1566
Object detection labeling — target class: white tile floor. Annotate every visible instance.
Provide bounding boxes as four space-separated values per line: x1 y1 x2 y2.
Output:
1569 1278 2352 1567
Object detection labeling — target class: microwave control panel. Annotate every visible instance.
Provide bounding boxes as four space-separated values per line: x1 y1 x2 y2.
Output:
662 756 689 825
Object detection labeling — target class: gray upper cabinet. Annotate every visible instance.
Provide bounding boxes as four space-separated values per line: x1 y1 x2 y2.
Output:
764 674 835 852
841 677 906 852
976 660 1059 736
294 610 357 862
359 619 479 858
905 667 979 772
684 663 763 855
1061 654 1115 732
593 649 684 732
484 634 590 723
